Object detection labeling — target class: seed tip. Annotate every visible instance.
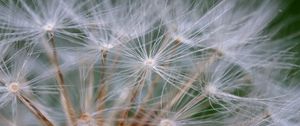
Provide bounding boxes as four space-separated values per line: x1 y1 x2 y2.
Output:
43 23 55 32
8 82 20 93
159 119 176 126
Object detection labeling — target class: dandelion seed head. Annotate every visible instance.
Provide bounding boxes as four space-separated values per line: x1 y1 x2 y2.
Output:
103 43 113 49
43 23 55 32
99 43 114 51
79 113 92 122
77 112 96 126
7 82 20 93
143 58 156 68
205 84 217 95
159 119 176 126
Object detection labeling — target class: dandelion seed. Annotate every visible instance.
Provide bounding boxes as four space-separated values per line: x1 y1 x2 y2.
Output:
101 43 114 51
42 23 55 32
7 82 20 93
77 112 96 125
159 119 176 126
205 84 217 95
143 58 156 68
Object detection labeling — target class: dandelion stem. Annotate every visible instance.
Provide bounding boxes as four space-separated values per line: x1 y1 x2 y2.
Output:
175 94 206 117
96 50 108 126
17 94 54 126
118 72 146 126
130 75 160 125
103 48 123 126
144 75 160 102
162 71 199 113
46 32 76 125
84 65 95 109
160 48 221 114
118 87 140 126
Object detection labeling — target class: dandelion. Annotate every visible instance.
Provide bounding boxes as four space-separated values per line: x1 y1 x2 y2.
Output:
0 0 299 126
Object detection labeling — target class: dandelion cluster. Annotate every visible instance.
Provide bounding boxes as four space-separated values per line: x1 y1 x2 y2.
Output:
0 0 299 126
